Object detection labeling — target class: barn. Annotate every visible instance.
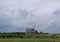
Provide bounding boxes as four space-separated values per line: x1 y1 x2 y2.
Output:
26 28 36 34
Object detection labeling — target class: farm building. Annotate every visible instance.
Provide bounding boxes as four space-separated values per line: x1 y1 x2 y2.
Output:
26 28 36 34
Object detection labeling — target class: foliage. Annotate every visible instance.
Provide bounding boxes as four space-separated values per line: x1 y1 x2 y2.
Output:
0 32 59 38
0 38 60 42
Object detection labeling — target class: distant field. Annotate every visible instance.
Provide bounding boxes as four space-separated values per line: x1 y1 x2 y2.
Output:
0 38 60 42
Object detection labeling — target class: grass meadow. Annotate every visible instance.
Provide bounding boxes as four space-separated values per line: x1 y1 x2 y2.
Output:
0 38 60 42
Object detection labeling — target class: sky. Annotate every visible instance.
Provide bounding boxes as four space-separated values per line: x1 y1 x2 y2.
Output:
0 0 60 33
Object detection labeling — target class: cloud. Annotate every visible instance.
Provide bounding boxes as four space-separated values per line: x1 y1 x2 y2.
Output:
0 0 60 33
46 21 60 33
53 9 60 16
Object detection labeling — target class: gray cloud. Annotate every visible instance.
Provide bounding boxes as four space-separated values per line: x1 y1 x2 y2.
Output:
0 0 60 33
54 9 60 16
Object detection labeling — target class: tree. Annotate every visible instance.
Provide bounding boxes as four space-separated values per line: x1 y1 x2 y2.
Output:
40 31 43 34
35 30 38 34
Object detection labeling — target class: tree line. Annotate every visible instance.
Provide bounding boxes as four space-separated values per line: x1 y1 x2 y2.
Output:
0 32 59 38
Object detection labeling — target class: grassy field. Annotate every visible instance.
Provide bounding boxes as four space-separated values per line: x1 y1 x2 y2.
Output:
0 38 60 42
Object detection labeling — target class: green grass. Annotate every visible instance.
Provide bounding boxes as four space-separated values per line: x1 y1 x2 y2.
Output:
0 38 60 42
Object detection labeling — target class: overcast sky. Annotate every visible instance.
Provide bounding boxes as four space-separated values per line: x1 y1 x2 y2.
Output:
0 0 60 33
